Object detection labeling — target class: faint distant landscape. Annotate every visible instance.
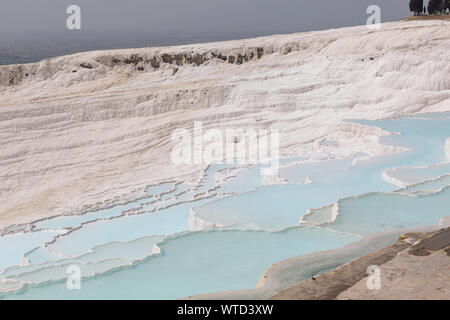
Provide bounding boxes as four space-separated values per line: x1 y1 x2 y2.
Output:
0 30 291 66
0 0 411 66
0 42 81 65
0 31 200 65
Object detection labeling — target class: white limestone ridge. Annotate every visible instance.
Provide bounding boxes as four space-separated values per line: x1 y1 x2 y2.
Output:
0 20 449 229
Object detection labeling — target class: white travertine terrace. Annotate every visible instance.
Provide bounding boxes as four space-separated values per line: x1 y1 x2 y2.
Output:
446 138 450 161
0 20 449 229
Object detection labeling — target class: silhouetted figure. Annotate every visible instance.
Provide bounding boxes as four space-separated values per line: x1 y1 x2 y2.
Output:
409 0 424 16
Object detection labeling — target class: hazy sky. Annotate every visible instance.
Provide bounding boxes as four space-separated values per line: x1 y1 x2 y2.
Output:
0 0 414 51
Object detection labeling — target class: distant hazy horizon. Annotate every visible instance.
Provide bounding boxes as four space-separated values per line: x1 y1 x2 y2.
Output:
0 0 414 64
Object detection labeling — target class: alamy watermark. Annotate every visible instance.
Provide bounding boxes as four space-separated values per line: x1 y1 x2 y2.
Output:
171 122 280 176
367 5 381 29
66 265 81 290
366 265 381 290
66 5 81 30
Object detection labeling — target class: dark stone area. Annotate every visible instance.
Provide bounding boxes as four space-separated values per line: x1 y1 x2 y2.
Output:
409 227 450 256
80 63 93 69
124 54 143 65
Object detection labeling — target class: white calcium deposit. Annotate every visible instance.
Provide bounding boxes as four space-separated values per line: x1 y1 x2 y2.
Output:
0 20 449 229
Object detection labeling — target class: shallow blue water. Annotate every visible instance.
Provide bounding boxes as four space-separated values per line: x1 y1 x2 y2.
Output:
3 227 358 300
196 114 450 230
0 230 63 270
321 187 450 235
